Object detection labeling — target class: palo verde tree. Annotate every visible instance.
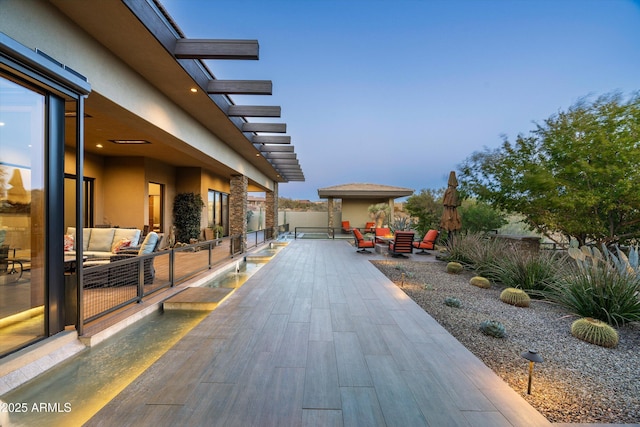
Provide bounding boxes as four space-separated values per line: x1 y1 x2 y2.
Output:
459 92 640 246
404 188 444 237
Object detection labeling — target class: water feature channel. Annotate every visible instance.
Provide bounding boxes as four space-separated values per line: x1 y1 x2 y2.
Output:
0 245 282 426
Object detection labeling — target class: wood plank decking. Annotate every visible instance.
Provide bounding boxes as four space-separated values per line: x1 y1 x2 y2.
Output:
86 239 550 427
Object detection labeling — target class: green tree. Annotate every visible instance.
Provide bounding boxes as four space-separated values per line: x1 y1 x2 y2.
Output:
404 188 444 237
458 199 506 234
459 92 640 245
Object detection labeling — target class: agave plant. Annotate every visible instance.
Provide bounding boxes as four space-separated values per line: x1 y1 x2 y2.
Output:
552 239 640 326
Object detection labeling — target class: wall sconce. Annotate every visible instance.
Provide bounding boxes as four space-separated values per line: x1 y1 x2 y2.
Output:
521 349 543 395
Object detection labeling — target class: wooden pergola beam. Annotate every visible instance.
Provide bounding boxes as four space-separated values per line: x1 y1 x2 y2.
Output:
207 80 272 95
243 123 287 133
255 144 294 152
252 135 291 144
269 159 299 165
228 106 281 117
264 152 297 159
174 39 259 60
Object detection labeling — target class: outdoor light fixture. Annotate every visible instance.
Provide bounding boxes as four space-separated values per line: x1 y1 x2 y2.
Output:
521 349 543 395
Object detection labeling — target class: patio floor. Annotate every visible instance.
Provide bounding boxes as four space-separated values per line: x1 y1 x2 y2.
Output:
86 239 551 426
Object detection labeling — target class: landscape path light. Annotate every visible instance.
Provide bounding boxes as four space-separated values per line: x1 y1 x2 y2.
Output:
521 349 543 395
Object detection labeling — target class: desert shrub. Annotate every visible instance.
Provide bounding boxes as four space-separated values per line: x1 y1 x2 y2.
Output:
546 262 640 326
488 249 563 295
443 233 509 277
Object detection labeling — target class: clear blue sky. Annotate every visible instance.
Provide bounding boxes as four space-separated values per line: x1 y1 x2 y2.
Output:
162 0 640 201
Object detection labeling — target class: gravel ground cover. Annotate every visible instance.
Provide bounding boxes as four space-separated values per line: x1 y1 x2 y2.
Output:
371 259 640 424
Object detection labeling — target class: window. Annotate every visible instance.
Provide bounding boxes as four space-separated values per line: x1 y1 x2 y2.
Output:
0 75 47 355
207 189 229 236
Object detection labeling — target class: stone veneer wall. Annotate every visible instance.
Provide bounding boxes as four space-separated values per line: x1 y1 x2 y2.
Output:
265 184 278 236
230 175 248 250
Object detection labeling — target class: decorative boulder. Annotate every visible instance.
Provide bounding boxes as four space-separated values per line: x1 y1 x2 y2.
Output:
469 276 490 289
446 262 463 274
499 287 531 307
571 317 619 348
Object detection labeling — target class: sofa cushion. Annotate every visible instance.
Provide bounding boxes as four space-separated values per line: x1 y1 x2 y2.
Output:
67 227 91 251
114 228 141 247
88 228 116 252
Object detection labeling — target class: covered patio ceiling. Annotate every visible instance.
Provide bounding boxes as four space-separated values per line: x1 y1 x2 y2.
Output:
52 0 304 183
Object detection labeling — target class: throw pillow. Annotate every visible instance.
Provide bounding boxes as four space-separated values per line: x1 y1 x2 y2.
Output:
111 238 131 253
64 234 74 252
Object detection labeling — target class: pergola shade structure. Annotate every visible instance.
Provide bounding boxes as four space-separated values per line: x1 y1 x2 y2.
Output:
172 36 302 180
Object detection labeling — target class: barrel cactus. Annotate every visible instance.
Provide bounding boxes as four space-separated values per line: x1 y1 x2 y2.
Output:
499 287 531 307
571 317 619 348
480 320 506 338
446 262 463 274
444 297 462 308
469 276 490 289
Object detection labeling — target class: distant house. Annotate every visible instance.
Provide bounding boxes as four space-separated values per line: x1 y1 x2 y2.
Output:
318 183 414 230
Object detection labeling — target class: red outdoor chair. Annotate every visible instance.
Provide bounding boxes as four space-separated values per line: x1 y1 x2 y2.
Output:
413 229 440 254
374 227 392 243
389 231 415 258
364 222 376 233
342 221 351 233
353 229 375 254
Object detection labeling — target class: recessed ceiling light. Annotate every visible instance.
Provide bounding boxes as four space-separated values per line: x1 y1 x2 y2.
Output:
110 139 151 145
96 143 103 148
190 87 198 93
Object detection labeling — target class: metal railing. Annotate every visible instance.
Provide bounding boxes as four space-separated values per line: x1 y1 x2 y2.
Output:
77 226 284 327
293 226 356 239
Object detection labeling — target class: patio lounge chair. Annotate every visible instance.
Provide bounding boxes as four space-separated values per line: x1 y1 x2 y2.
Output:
374 227 392 243
342 221 351 233
353 229 375 254
109 232 162 286
364 222 375 233
389 231 415 258
413 229 439 254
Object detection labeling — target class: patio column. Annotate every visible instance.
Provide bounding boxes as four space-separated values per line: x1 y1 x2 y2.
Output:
230 174 248 251
265 183 277 238
327 197 334 230
388 198 395 226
